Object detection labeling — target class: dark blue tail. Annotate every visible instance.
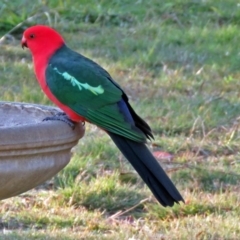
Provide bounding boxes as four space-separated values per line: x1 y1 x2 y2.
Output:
108 132 184 207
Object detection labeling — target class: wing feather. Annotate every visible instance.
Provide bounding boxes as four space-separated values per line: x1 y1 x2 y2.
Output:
46 45 147 142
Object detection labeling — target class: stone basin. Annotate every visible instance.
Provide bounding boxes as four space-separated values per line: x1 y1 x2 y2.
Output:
0 102 85 200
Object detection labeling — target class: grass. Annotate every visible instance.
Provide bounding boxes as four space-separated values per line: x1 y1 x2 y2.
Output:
1 0 240 239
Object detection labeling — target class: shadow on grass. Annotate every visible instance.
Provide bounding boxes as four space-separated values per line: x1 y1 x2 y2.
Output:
61 184 147 214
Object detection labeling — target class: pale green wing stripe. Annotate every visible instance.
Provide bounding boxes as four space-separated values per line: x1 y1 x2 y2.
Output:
52 66 104 95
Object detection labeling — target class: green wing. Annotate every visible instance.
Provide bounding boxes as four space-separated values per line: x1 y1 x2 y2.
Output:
46 45 146 142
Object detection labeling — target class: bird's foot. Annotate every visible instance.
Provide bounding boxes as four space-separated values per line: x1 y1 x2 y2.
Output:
43 112 75 129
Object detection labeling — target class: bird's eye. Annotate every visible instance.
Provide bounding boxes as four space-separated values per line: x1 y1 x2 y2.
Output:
29 34 35 39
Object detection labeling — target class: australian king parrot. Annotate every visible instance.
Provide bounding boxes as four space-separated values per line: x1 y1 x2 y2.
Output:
21 25 184 207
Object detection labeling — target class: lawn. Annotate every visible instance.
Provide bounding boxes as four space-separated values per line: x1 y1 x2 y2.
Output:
1 0 240 239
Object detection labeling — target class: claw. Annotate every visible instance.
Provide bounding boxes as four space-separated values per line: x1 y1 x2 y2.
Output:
43 112 75 129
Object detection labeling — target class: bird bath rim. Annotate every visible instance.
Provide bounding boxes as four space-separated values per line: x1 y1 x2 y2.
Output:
0 101 85 200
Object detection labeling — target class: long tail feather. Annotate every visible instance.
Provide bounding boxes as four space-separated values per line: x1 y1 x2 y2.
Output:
108 132 184 207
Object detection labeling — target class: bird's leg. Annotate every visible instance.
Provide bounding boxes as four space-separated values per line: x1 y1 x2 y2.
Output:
43 112 75 129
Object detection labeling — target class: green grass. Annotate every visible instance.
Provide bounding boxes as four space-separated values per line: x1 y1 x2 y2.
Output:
1 0 240 239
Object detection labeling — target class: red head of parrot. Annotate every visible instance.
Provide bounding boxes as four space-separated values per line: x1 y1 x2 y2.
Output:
21 25 84 122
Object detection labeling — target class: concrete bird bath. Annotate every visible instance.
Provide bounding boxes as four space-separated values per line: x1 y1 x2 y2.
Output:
0 102 85 200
